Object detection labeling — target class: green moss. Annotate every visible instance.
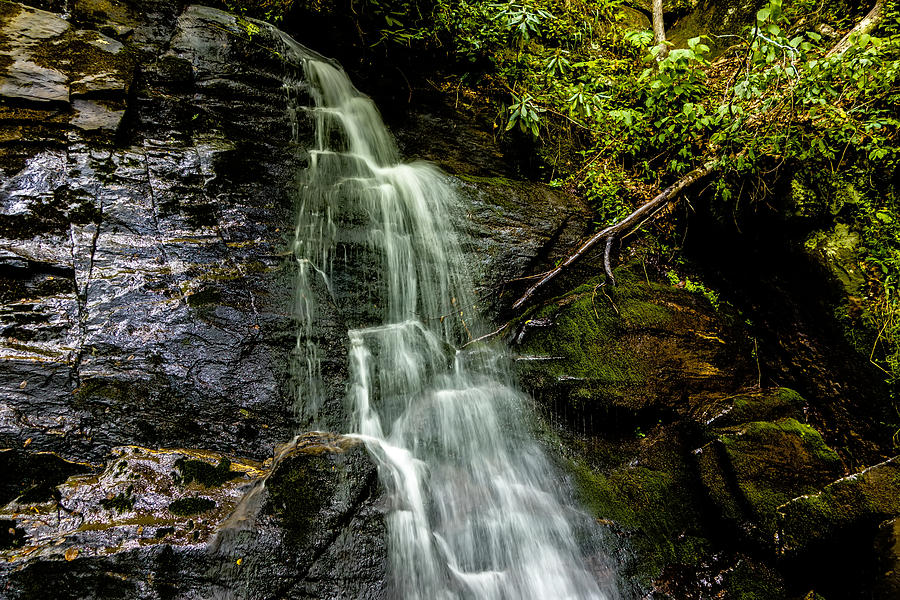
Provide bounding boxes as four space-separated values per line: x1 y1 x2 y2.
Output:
722 388 806 425
173 457 240 488
518 272 654 383
723 559 788 599
100 489 135 513
778 458 900 554
567 430 712 587
0 0 21 28
728 419 842 469
456 173 515 187
75 378 135 402
168 497 216 516
266 453 333 545
705 418 843 539
30 29 134 86
572 462 672 529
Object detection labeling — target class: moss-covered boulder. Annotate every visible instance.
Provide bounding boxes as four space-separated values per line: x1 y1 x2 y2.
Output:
515 262 755 433
569 426 715 590
265 432 382 549
516 261 857 597
697 418 843 545
777 456 900 556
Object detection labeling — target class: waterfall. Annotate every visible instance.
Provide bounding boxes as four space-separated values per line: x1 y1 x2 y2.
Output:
286 40 615 600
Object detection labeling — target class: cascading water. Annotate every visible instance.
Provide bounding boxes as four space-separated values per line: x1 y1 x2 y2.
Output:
286 39 616 600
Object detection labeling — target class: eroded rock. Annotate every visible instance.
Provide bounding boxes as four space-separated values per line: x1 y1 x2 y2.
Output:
0 434 385 599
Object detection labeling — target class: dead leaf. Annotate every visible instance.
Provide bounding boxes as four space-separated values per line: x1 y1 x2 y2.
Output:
65 547 79 561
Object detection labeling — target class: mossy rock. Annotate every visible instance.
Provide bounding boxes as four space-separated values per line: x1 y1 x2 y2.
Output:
698 418 843 544
777 456 900 556
265 432 376 547
704 388 806 427
722 558 788 599
570 427 713 589
168 496 216 516
515 262 754 427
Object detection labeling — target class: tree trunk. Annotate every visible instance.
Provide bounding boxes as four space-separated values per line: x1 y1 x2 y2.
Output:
826 0 885 58
652 0 668 59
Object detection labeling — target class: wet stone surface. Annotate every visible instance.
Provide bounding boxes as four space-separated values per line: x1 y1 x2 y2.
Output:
0 2 593 597
0 434 385 599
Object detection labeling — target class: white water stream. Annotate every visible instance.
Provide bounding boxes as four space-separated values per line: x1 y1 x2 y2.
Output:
288 43 614 600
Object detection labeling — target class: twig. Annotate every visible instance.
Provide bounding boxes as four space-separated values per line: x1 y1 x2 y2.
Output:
462 321 512 347
602 286 620 316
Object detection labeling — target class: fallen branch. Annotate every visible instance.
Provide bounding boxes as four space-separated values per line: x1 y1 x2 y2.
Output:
512 159 716 309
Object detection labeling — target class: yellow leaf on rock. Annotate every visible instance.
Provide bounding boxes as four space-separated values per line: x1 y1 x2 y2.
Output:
65 548 79 561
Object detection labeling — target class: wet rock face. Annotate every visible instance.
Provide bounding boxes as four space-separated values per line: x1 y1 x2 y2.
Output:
0 3 388 596
1 1 591 596
0 434 385 599
1 0 587 463
0 2 305 465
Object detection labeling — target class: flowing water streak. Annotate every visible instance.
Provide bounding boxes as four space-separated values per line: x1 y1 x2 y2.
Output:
289 44 613 599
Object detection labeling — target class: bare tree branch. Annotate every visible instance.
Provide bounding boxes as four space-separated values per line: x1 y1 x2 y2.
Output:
511 160 716 309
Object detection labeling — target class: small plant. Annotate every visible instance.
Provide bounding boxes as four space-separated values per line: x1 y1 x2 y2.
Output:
490 2 554 44
100 486 135 513
169 497 217 516
505 93 545 138
666 271 721 310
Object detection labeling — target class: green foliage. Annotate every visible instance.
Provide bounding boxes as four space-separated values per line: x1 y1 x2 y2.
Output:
665 271 721 310
100 486 135 513
580 165 632 224
490 2 554 44
173 457 240 487
505 92 545 137
168 497 217 516
322 0 900 386
222 0 295 22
